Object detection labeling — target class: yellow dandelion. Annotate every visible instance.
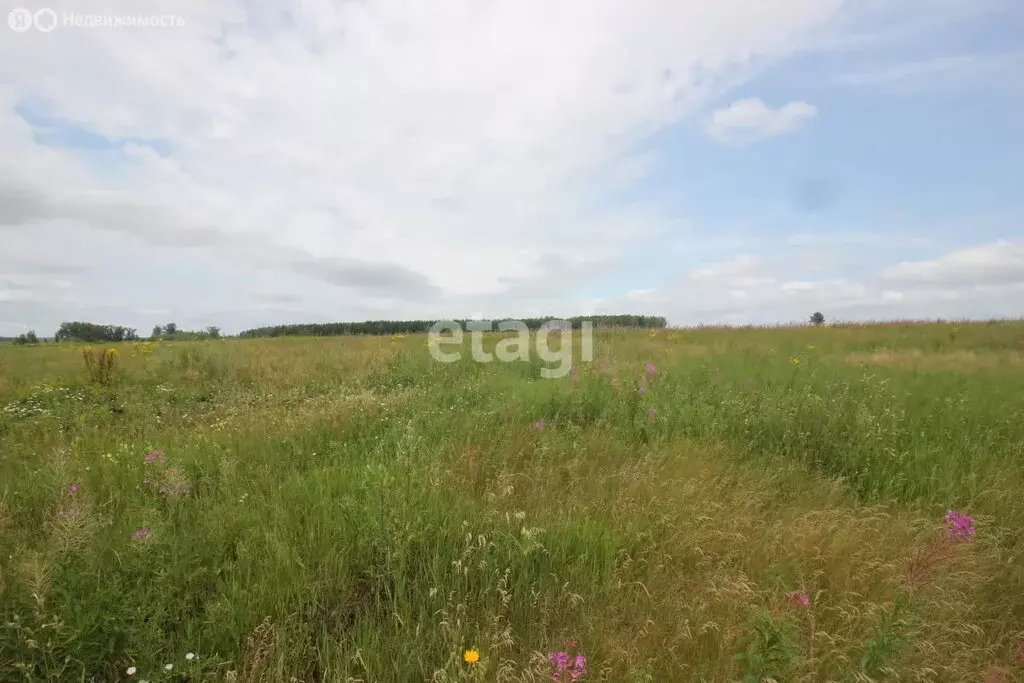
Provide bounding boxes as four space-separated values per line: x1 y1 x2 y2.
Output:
463 648 480 664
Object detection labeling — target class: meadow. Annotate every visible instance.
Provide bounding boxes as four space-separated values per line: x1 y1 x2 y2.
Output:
1 321 1023 682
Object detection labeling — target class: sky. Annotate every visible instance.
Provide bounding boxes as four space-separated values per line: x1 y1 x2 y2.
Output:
1 0 1022 336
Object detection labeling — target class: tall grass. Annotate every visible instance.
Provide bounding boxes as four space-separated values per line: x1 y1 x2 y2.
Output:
1 324 1022 681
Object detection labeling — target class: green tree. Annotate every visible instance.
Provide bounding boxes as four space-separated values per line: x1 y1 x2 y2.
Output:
810 311 825 326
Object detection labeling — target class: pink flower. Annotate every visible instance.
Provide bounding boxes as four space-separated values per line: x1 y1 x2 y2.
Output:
68 483 79 495
549 650 586 681
945 510 976 542
144 449 164 463
645 363 656 374
787 590 810 607
533 420 546 430
132 527 150 541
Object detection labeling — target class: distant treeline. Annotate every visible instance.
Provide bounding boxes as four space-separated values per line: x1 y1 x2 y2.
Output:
49 321 221 343
54 322 139 342
238 315 667 338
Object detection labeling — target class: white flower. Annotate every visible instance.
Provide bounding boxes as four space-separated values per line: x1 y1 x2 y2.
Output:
165 663 173 670
185 652 195 660
126 666 137 675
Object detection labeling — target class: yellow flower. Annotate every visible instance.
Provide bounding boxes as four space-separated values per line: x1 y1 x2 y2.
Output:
463 648 480 664
790 357 801 365
107 348 120 356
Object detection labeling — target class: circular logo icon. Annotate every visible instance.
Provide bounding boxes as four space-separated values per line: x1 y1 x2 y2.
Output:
8 7 33 32
33 7 57 32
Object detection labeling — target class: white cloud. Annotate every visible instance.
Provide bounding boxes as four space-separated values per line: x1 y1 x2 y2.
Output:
588 240 1024 325
0 0 849 333
705 98 818 143
880 241 1024 286
837 53 1024 89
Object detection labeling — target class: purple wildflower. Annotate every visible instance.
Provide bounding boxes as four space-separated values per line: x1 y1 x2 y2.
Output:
549 650 586 681
571 654 587 679
944 510 976 542
549 651 569 671
68 483 79 495
637 386 646 394
533 420 546 430
787 590 810 607
645 363 656 374
132 527 150 541
144 449 164 463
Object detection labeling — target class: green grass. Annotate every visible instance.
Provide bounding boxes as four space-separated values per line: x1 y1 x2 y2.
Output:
1 322 1023 681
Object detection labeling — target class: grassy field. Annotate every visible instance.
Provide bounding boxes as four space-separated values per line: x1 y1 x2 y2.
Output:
2 322 1023 682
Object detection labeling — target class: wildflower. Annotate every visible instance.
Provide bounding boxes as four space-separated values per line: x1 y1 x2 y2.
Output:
944 510 976 542
533 420 545 430
165 663 173 671
144 450 164 463
572 654 587 679
463 648 480 664
68 483 79 495
648 407 657 420
790 357 801 366
786 590 810 607
549 651 570 670
132 527 150 541
645 362 656 374
186 652 195 660
637 386 646 394
126 666 136 676
549 650 587 680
